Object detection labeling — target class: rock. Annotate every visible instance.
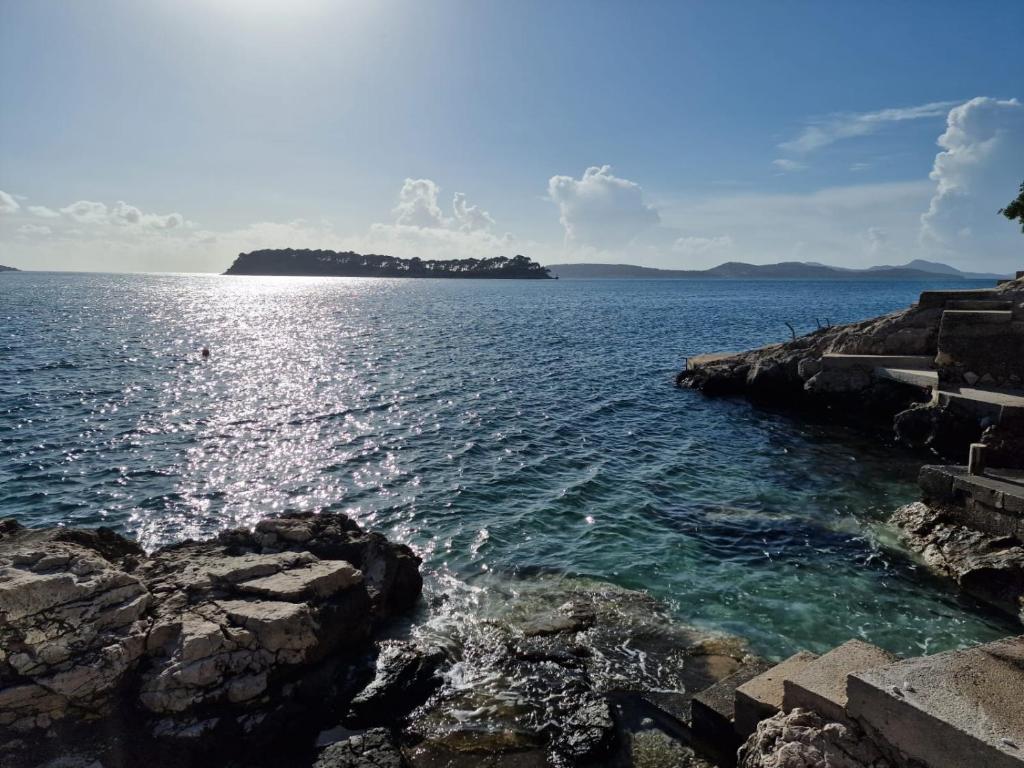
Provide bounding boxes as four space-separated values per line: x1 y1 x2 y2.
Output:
347 641 444 726
891 502 1024 619
0 512 423 767
629 729 714 768
796 357 822 382
314 729 404 768
893 402 984 460
737 708 894 768
980 372 996 385
964 371 980 385
804 367 872 395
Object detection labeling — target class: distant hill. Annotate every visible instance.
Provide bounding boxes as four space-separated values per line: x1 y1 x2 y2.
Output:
225 249 553 279
546 260 1010 281
0 264 19 272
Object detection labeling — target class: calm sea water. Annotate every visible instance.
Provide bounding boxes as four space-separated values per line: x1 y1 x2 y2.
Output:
0 272 1015 657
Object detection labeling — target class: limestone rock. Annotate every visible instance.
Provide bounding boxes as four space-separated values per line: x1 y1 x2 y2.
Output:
737 708 893 768
314 729 405 768
347 641 444 726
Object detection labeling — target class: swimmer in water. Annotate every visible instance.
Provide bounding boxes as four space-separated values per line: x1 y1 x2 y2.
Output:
201 347 210 358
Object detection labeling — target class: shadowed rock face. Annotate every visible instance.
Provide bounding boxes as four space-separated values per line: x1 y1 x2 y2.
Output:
0 512 423 767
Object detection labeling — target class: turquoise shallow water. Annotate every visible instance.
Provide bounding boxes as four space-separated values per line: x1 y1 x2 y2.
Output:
0 272 1016 658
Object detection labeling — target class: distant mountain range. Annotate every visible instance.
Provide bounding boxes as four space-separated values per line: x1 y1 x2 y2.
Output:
0 264 19 272
545 259 1010 281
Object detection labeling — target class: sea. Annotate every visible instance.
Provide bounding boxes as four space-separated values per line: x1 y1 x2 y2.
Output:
1 271 1016 659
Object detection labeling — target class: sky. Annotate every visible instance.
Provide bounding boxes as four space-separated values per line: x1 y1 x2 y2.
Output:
0 0 1022 274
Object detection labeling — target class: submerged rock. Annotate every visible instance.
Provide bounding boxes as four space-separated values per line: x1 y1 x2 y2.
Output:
314 728 405 768
402 575 754 768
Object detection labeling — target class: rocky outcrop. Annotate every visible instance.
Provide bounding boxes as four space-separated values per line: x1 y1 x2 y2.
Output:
738 709 894 768
0 513 422 767
891 501 1024 621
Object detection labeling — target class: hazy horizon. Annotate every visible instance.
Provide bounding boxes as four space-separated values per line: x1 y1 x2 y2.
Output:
1 1 1021 275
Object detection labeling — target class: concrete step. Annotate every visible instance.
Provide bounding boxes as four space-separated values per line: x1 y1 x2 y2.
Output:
733 651 818 738
690 658 772 759
945 300 1014 311
874 367 938 390
847 635 1024 768
919 288 1002 308
781 640 898 724
941 309 1013 324
821 354 934 371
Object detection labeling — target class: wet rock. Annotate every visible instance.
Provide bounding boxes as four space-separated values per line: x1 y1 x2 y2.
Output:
405 576 750 768
964 371 980 386
314 728 404 768
347 641 444 726
738 708 894 768
629 729 714 768
893 402 984 460
891 502 1024 619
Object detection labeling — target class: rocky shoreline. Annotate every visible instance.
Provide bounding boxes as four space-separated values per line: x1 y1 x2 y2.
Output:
0 514 764 768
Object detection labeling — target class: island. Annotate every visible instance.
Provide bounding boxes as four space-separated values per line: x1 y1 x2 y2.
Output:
0 264 19 272
224 249 553 279
547 259 1009 280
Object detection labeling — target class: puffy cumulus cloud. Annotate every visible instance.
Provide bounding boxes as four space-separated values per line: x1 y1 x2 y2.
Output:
452 192 494 232
779 100 958 154
27 205 60 218
920 97 1024 250
865 226 889 256
0 190 21 214
393 178 447 228
547 165 660 248
60 200 109 223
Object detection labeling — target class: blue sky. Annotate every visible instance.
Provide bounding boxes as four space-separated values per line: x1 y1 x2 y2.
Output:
1 0 1022 273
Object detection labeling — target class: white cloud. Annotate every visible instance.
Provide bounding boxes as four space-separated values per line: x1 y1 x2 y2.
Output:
60 200 110 223
452 192 494 232
920 97 1024 250
0 190 20 214
672 235 734 256
547 165 660 248
865 226 888 255
27 205 60 218
392 178 447 228
779 100 958 154
17 223 52 236
772 158 806 172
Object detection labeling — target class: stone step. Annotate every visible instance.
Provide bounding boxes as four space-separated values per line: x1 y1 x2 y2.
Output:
919 288 1002 308
874 367 938 390
918 464 1024 539
733 651 818 739
940 309 1013 324
945 300 1015 311
690 658 772 758
781 640 898 724
820 354 934 371
847 635 1024 768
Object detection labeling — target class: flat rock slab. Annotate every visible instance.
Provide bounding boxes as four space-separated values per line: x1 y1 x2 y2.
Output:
733 651 817 739
847 635 1024 768
237 560 362 602
782 639 897 724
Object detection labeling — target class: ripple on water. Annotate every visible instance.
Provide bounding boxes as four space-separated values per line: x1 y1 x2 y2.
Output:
0 272 1016 658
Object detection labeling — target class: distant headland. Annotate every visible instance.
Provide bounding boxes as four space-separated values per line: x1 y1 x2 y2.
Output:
0 264 19 272
224 249 553 279
548 259 1009 280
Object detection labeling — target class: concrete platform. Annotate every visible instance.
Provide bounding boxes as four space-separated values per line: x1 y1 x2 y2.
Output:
781 640 897 724
847 635 1024 768
821 353 934 370
945 300 1014 311
733 651 818 738
941 309 1013 325
874 366 938 389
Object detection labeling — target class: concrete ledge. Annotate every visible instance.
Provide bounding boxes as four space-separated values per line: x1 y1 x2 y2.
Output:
733 651 817 738
847 636 1024 768
821 354 934 370
781 640 897 724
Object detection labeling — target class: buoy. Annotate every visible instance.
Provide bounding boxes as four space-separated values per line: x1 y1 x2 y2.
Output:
201 347 210 358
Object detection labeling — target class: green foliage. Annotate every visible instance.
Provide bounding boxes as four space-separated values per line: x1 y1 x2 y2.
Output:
999 180 1024 234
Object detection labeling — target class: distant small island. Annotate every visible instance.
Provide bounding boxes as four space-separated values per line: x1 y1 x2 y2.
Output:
0 264 19 272
548 259 1009 281
224 249 553 279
